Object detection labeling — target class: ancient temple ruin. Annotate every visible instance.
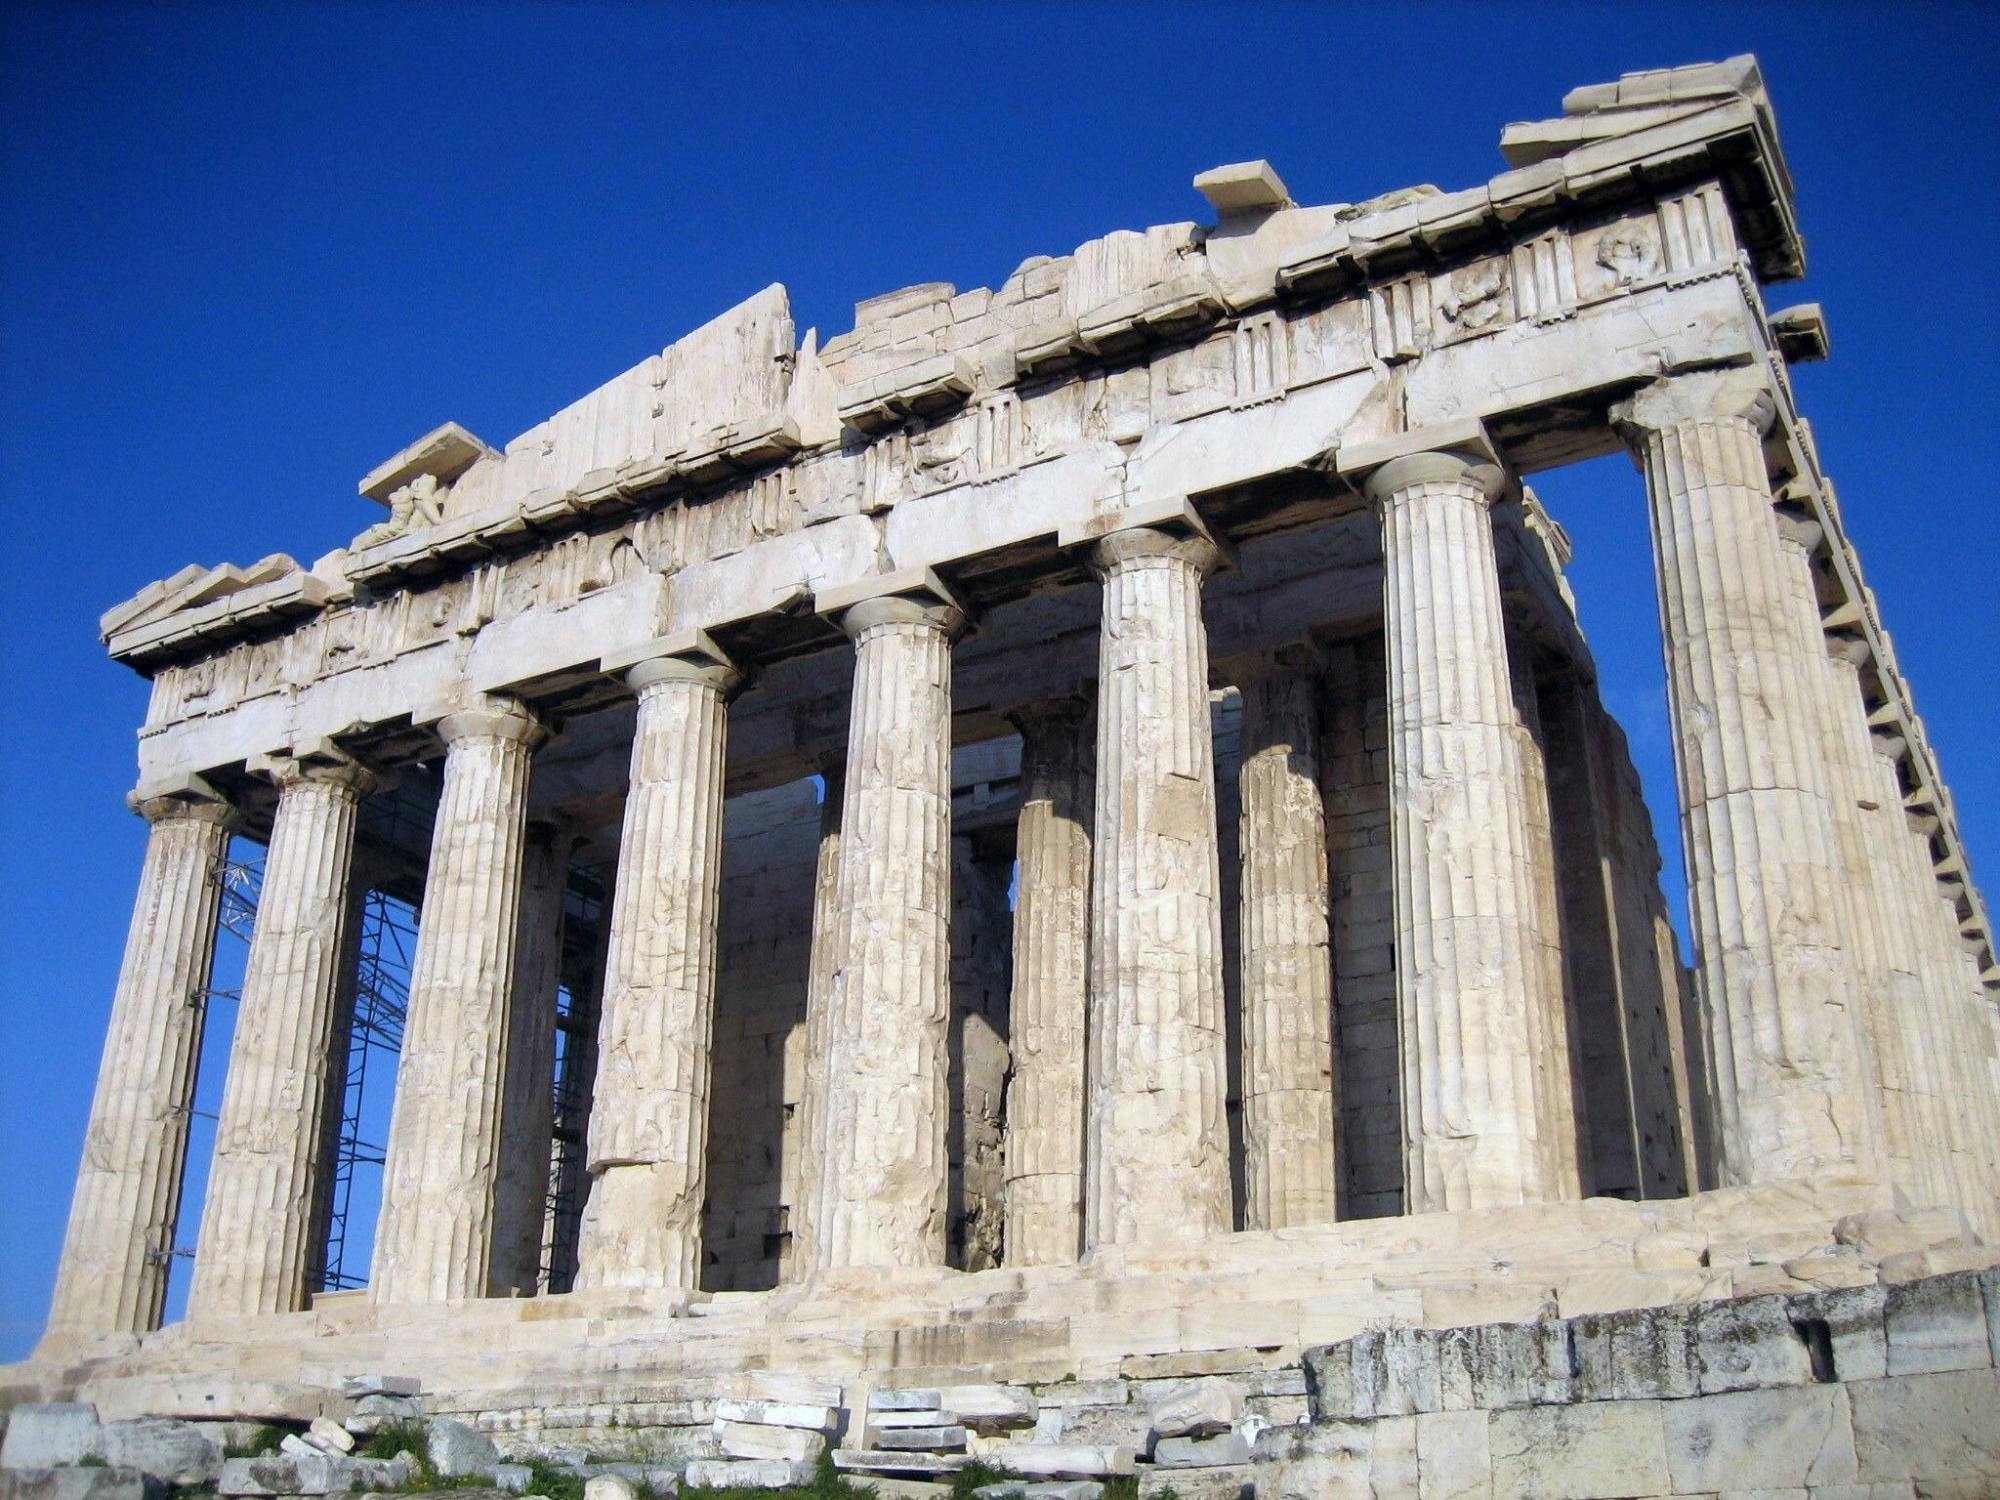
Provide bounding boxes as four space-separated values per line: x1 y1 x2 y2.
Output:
9 55 1999 1498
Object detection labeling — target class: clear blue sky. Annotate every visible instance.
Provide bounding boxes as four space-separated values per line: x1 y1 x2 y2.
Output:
2 3 1995 1361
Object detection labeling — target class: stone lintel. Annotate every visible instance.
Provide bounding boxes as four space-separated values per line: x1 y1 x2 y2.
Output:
359 422 497 504
246 738 381 791
125 769 232 816
813 565 965 623
1055 495 1228 560
601 626 735 680
1338 418 1514 507
1193 160 1292 219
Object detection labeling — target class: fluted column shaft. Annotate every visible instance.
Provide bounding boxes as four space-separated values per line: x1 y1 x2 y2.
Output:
189 759 374 1320
1816 652 1952 1210
808 590 963 1270
372 699 546 1304
1084 526 1232 1248
1869 746 1989 1219
787 763 844 1280
1614 371 1879 1185
489 821 567 1297
575 648 741 1292
1370 450 1562 1212
1235 659 1338 1230
44 795 235 1344
1003 701 1094 1266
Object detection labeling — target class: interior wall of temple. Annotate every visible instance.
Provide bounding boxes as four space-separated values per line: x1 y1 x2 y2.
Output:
1324 635 1401 1220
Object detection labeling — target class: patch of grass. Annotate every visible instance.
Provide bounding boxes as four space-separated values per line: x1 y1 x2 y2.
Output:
946 1459 1014 1496
223 1426 288 1460
353 1424 429 1463
517 1457 585 1500
76 1456 108 1469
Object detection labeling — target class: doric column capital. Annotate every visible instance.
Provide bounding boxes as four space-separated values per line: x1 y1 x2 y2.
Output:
128 776 239 831
1339 417 1512 511
1060 496 1226 580
818 566 969 641
437 695 548 750
1361 449 1507 507
603 627 747 698
1609 367 1778 441
251 742 381 799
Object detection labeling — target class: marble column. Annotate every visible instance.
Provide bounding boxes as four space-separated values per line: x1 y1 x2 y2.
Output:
575 635 743 1292
1869 743 1987 1218
1818 649 1953 1212
807 574 965 1271
1003 699 1094 1266
188 754 375 1321
1614 371 1879 1186
44 791 236 1344
489 821 567 1297
1361 445 1564 1212
1083 521 1233 1248
371 697 546 1305
786 761 843 1280
1234 654 1338 1231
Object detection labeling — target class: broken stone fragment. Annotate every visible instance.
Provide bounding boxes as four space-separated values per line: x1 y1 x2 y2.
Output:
303 1418 354 1456
938 1385 1037 1432
869 1425 968 1451
345 1393 423 1435
0 1405 104 1470
714 1422 825 1463
684 1457 813 1488
423 1419 498 1480
990 1445 1137 1479
0 1466 163 1500
709 1398 838 1432
970 1483 1104 1500
1146 1377 1243 1440
97 1420 223 1487
1150 1430 1253 1467
580 1474 634 1500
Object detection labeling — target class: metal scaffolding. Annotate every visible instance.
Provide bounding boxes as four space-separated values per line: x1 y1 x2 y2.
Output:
317 887 414 1290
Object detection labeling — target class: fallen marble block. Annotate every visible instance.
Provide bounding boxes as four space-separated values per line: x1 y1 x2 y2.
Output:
870 1389 943 1411
218 1451 415 1496
425 1418 498 1479
304 1418 354 1456
710 1398 838 1432
715 1422 824 1463
492 1462 533 1494
97 1420 222 1486
871 1426 967 1452
939 1385 1037 1432
969 1483 1103 1500
1151 1431 1253 1467
831 1449 969 1476
870 1409 953 1428
581 1475 633 1500
684 1457 812 1489
1 1405 104 1470
1147 1378 1243 1440
0 1466 162 1500
345 1394 424 1437
992 1445 1138 1479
